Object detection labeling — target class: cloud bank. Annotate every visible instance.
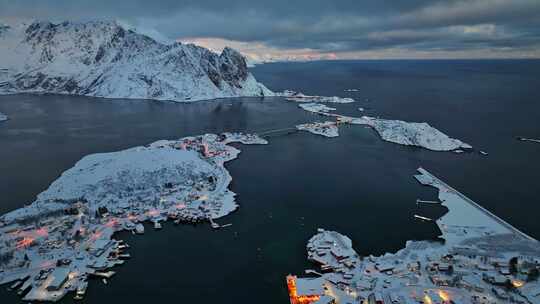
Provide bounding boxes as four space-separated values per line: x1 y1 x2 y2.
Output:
1 0 539 60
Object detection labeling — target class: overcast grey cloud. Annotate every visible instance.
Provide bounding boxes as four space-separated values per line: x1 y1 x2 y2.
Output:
1 0 540 59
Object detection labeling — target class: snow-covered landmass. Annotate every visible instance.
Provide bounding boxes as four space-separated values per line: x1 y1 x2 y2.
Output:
298 103 336 114
414 168 535 243
345 116 472 151
0 20 273 102
296 121 339 138
0 112 7 122
287 168 540 304
296 101 472 151
344 88 360 92
281 90 355 103
221 132 268 145
0 132 267 302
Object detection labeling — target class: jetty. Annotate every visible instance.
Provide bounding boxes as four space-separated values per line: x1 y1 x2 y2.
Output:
517 137 540 144
415 167 537 242
414 214 433 221
208 216 232 230
305 269 324 276
416 199 441 205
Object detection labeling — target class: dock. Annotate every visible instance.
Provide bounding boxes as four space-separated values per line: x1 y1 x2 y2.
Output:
208 216 232 229
91 271 116 279
517 137 540 144
416 199 441 205
414 214 433 221
74 281 88 300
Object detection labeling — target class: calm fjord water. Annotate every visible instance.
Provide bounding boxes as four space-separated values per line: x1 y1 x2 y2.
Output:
0 60 539 303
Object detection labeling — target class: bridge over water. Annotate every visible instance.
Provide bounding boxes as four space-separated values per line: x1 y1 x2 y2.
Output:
256 127 299 138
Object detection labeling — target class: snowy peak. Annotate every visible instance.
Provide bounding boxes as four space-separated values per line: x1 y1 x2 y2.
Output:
0 20 273 102
24 21 127 60
19 20 162 69
218 47 249 86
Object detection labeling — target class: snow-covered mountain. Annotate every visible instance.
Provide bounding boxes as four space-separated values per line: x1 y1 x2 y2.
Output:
0 20 273 102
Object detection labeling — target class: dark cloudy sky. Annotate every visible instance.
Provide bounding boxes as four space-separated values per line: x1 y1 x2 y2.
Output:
2 0 540 60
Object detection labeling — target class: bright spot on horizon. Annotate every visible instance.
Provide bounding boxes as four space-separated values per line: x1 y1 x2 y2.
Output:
179 37 339 64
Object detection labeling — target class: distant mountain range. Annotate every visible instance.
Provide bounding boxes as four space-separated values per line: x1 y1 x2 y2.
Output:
0 20 273 102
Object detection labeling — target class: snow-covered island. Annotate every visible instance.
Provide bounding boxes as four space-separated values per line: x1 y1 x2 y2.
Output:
286 168 540 304
296 121 339 138
0 20 272 102
342 116 472 152
0 132 267 302
296 101 472 152
299 103 337 114
281 90 355 103
0 112 7 122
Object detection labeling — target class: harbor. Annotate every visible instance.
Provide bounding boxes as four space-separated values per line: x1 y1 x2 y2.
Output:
286 168 540 304
414 167 537 242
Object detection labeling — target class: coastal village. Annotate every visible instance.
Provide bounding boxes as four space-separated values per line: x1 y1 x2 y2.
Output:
286 168 540 304
0 132 267 302
0 7 538 304
297 121 340 138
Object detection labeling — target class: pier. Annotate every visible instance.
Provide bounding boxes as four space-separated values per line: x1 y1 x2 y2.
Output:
416 167 537 242
517 137 540 144
305 269 324 277
416 199 441 205
414 214 433 221
208 216 232 230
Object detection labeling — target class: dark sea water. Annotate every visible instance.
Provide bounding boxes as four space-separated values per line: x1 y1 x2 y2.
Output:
0 60 539 303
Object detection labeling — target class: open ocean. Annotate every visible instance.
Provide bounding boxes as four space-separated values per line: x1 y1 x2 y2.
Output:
0 60 539 303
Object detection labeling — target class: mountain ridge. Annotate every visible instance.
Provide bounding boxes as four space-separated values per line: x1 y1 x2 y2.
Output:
0 20 273 102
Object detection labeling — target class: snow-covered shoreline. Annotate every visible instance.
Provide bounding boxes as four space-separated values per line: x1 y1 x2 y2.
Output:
0 132 267 302
296 121 339 138
281 90 355 103
345 115 472 151
0 112 7 122
296 100 472 151
298 102 337 114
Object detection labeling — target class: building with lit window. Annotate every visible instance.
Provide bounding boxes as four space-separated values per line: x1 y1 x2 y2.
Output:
287 275 332 304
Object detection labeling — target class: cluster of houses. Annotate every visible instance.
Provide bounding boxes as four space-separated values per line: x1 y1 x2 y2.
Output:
287 228 540 304
296 121 340 138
